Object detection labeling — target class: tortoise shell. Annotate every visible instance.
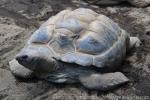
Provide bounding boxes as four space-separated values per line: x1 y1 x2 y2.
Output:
28 8 129 68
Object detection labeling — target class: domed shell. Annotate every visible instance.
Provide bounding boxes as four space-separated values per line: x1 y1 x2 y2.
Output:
28 8 129 68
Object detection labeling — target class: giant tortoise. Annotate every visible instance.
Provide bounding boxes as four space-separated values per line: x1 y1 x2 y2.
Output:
9 8 141 91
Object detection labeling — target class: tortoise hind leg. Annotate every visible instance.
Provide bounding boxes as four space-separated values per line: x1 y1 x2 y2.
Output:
129 37 141 49
79 72 129 91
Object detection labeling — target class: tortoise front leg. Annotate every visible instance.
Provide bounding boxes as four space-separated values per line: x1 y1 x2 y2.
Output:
79 72 129 91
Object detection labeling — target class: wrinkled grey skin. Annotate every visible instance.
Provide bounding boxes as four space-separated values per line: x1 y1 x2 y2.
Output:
84 0 150 7
10 8 141 91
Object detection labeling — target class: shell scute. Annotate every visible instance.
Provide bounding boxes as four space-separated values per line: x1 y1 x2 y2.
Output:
76 31 107 55
29 27 52 44
55 18 86 33
61 52 93 66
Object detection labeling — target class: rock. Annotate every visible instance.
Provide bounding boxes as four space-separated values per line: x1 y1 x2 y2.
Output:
0 69 15 92
107 7 118 14
128 8 150 34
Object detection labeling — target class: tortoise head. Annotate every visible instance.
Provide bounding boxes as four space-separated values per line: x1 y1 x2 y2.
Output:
16 27 58 73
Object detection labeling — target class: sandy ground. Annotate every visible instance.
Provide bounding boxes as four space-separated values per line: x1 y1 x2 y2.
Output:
0 0 150 100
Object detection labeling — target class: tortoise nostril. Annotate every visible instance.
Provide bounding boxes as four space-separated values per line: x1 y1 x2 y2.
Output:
16 55 28 61
21 55 28 59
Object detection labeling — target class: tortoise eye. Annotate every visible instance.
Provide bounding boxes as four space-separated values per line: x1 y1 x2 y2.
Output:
29 27 51 44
